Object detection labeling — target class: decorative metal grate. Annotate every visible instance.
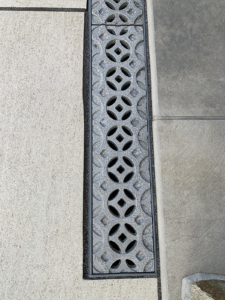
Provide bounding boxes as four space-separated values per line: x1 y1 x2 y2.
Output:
92 0 143 25
90 0 156 276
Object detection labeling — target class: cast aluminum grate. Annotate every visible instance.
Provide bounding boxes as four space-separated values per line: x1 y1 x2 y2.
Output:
90 0 156 276
92 0 143 25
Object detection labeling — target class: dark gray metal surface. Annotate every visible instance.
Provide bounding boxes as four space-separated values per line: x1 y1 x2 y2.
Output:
90 0 156 275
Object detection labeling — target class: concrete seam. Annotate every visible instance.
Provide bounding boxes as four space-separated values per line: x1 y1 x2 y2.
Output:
147 0 169 299
152 121 169 300
0 7 86 12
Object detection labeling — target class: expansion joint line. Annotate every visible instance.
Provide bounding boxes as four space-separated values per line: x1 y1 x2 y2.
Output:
88 0 157 277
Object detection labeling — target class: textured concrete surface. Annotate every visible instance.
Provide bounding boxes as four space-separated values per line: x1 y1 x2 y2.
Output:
153 120 225 300
149 0 225 298
0 0 86 9
0 11 158 300
152 0 225 117
182 273 225 300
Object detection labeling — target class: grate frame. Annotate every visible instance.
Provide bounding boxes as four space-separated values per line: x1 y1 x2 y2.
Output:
87 0 158 278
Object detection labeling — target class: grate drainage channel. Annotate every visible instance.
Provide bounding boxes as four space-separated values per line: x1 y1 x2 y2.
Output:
88 0 157 277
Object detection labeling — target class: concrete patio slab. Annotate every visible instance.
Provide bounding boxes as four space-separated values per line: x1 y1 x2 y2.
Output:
152 0 225 117
0 0 86 9
0 11 158 300
153 119 225 300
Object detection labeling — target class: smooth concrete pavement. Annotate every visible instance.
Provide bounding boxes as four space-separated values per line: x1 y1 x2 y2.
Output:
0 10 158 300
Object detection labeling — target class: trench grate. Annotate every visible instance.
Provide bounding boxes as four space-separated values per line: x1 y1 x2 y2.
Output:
89 0 156 276
92 0 144 25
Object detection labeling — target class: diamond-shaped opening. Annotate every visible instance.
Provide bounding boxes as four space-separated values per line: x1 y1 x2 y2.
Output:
115 104 123 112
115 75 122 83
118 233 127 243
118 199 126 207
114 48 122 55
117 165 125 174
116 134 124 142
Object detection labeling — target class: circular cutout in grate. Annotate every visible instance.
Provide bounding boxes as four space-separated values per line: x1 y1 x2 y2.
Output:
108 223 137 254
107 126 133 152
108 188 136 218
107 156 134 184
106 67 132 91
106 39 130 63
107 96 132 121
